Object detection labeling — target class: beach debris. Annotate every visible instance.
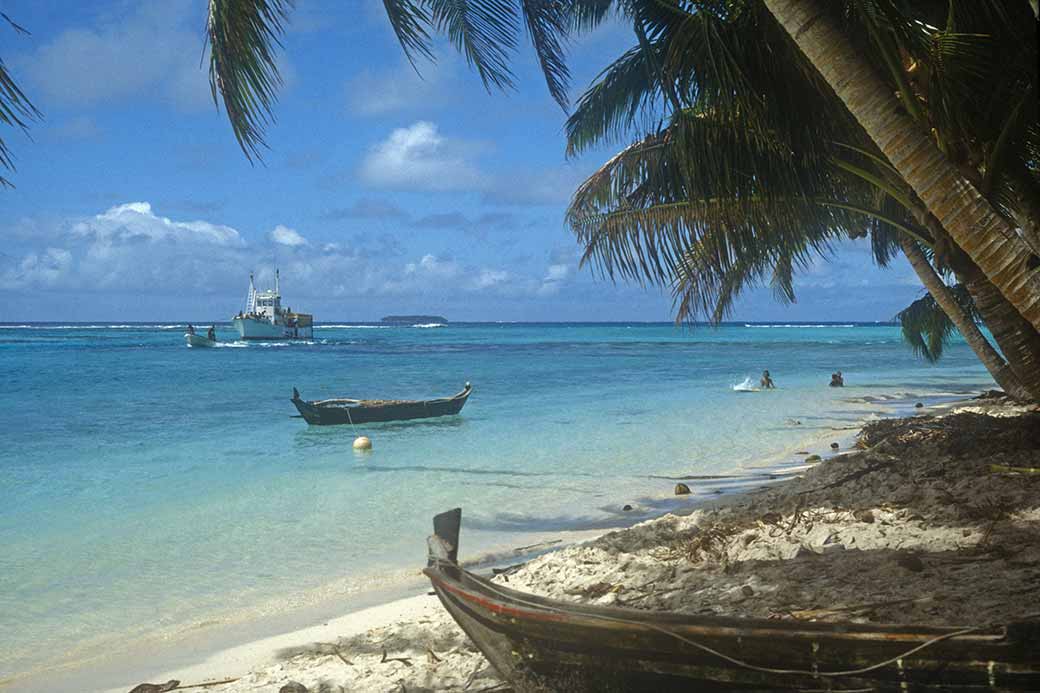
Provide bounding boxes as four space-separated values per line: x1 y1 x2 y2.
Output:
353 436 372 451
278 684 309 693
674 483 691 495
915 402 924 408
512 539 562 554
853 509 875 523
805 454 822 462
380 648 413 667
989 464 1040 474
741 585 754 597
794 544 817 558
492 563 525 576
334 647 354 666
796 451 810 455
128 682 179 693
622 504 633 511
830 442 840 450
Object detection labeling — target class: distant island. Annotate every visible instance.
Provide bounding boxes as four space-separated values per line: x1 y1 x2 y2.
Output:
381 315 448 325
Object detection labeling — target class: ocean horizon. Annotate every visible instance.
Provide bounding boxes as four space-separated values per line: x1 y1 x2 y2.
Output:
0 321 993 688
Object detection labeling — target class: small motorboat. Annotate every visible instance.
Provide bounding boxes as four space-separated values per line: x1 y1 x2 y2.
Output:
185 326 218 348
184 333 217 348
291 383 471 425
424 508 1039 691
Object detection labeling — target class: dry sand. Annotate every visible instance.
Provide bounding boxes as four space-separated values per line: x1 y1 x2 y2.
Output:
120 395 1039 693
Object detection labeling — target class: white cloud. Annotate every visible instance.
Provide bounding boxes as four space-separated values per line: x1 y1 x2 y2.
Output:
474 269 509 289
71 202 244 246
268 225 308 247
2 202 246 292
359 122 486 192
405 254 458 278
0 206 531 306
536 263 572 296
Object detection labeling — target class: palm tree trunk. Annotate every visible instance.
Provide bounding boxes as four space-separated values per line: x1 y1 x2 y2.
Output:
899 237 1031 400
903 197 1040 401
763 0 1040 333
959 266 1040 401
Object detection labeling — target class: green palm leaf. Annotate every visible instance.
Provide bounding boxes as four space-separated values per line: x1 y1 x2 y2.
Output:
206 0 292 162
0 15 41 188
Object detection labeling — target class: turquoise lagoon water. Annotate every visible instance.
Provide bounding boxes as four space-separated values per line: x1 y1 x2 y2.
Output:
0 322 993 685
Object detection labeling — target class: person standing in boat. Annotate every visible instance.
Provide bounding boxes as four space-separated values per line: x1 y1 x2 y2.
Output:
761 370 775 389
207 326 216 341
187 324 195 335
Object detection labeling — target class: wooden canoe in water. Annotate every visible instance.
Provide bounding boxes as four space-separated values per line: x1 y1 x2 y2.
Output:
424 509 1039 692
291 383 471 425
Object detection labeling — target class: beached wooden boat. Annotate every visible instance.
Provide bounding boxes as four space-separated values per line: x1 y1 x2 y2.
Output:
184 333 217 348
424 509 1040 692
291 383 471 425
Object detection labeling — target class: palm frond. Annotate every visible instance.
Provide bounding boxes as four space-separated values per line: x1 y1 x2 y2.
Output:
0 18 41 188
429 0 519 93
896 284 978 363
206 0 293 162
382 0 434 67
519 0 572 107
565 45 662 156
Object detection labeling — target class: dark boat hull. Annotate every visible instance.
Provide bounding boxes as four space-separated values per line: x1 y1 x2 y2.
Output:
292 384 471 425
424 509 1040 692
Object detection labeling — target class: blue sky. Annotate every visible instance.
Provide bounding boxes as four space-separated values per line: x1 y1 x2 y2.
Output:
0 0 924 322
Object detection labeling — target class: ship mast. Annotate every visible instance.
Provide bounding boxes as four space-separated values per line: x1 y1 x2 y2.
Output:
247 272 257 313
275 268 280 296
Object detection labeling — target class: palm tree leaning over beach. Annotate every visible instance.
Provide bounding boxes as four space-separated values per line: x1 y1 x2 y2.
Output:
759 0 1040 332
564 108 1034 399
560 2 1040 399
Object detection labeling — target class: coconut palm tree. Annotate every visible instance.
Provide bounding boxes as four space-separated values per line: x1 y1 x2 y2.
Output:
559 0 1040 398
760 0 1040 331
566 107 1035 399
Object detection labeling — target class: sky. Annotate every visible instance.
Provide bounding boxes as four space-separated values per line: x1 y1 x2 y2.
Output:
0 0 925 322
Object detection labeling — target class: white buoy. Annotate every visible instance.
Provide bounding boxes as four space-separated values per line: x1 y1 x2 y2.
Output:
353 436 372 451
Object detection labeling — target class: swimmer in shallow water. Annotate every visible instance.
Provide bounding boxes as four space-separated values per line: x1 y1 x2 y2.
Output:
761 370 775 389
830 371 844 387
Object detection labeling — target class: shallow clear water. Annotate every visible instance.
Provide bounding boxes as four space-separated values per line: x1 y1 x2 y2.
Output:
0 322 992 682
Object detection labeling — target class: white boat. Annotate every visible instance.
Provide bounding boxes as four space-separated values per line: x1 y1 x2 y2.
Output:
231 270 313 340
185 333 217 348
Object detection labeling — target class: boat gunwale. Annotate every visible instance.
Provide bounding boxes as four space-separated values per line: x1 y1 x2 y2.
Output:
423 564 1015 646
302 384 471 410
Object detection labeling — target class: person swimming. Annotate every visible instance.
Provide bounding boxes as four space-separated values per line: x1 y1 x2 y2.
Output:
760 370 775 389
830 371 844 387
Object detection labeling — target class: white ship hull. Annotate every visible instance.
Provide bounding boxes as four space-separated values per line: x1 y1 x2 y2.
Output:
233 316 312 340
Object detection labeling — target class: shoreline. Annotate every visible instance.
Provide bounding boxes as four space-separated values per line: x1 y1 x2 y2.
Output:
8 391 969 693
